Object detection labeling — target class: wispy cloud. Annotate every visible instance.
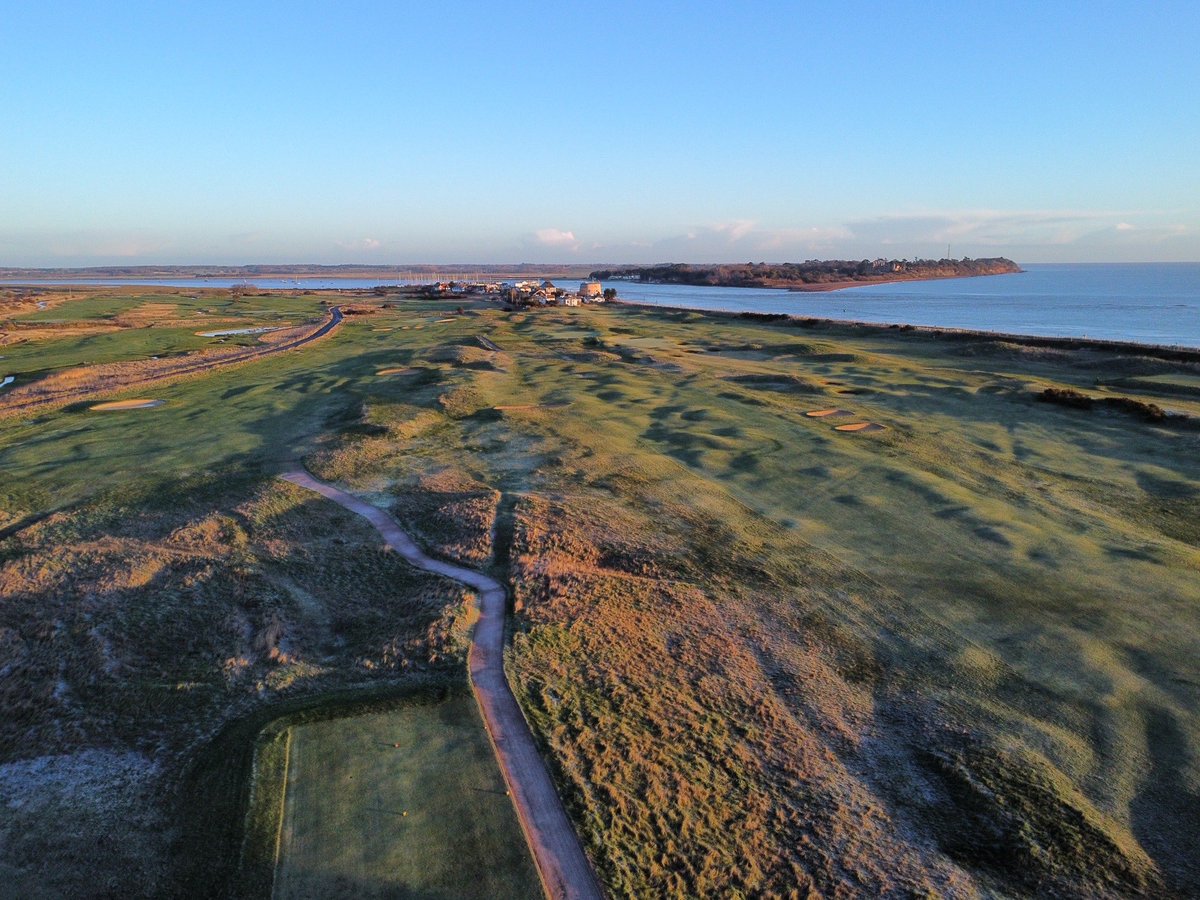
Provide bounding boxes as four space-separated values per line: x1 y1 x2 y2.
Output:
0 229 174 262
711 220 757 242
845 210 1137 249
598 220 855 260
757 225 854 252
335 237 383 252
835 210 1200 260
532 227 580 250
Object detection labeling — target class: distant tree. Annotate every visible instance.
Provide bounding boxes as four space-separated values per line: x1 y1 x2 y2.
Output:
603 287 617 301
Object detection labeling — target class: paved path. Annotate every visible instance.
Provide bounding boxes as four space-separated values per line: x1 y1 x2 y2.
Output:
278 471 604 900
297 304 343 343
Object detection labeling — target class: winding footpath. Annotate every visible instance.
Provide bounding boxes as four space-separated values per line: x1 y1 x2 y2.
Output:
278 471 604 900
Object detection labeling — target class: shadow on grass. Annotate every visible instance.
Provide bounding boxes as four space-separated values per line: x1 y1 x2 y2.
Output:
171 680 463 900
1130 706 1200 896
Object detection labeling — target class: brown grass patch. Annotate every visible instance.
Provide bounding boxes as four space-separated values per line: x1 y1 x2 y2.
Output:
389 468 500 566
115 303 178 325
504 491 982 897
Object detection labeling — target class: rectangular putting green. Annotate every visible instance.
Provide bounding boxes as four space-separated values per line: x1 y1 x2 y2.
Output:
272 694 541 899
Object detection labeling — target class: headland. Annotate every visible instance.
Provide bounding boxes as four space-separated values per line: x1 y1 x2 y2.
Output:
590 257 1022 291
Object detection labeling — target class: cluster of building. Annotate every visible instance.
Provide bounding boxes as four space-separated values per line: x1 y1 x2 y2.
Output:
426 279 608 308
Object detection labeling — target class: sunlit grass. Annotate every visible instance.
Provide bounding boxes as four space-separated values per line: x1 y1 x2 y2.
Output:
3 291 1199 895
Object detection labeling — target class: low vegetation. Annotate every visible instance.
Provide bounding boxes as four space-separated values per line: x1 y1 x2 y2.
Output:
2 287 1198 896
0 350 476 893
1039 386 1170 421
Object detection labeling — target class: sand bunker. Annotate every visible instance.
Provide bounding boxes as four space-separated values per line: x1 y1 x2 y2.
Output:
376 367 416 376
196 327 279 337
834 422 886 433
90 399 164 411
805 408 852 418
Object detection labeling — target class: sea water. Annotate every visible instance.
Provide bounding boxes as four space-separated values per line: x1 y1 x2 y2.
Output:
564 264 1200 349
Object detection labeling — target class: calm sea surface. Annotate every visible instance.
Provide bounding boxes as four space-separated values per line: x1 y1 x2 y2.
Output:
4 263 1198 348
567 264 1200 349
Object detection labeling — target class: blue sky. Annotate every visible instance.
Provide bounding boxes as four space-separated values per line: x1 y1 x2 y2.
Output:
2 1 1197 265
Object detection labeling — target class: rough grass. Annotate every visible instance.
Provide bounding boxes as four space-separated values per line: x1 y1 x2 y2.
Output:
316 302 1199 897
0 476 469 758
2 292 1199 896
0 469 472 894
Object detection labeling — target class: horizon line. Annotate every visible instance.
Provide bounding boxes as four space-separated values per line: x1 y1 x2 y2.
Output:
6 258 1200 273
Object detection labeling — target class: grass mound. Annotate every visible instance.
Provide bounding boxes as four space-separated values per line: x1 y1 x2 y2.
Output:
919 736 1162 896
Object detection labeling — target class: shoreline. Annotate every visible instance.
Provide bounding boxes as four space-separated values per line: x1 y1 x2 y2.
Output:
605 271 1015 294
6 278 1195 356
788 269 1025 292
609 298 1200 361
600 261 1022 294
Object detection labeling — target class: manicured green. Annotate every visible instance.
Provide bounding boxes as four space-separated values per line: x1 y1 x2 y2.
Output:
272 694 540 899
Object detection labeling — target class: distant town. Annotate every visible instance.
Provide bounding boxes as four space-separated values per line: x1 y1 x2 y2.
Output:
422 278 617 308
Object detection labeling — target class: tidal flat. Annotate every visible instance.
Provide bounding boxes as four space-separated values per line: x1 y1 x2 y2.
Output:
1 286 1197 897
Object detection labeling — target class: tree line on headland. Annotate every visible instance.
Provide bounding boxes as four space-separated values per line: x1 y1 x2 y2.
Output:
589 257 1022 290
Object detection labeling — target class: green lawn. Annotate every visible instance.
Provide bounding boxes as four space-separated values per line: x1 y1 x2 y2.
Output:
0 288 329 381
272 695 540 899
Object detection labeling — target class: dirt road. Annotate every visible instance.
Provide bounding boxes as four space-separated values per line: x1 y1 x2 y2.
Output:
278 470 604 900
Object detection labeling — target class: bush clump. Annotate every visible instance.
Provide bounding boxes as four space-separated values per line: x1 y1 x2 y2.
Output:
1100 396 1166 421
1038 388 1169 422
1038 388 1095 409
